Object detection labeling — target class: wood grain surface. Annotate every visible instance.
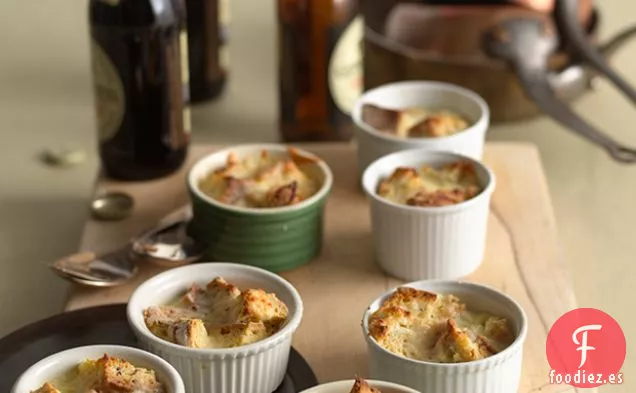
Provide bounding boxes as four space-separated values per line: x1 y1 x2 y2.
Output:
64 142 589 393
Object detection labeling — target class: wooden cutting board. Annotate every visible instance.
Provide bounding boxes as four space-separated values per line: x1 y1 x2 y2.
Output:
64 142 589 393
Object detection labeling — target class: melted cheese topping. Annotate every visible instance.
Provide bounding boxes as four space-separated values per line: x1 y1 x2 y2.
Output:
198 148 320 208
31 355 165 393
377 161 481 207
362 104 470 138
143 277 289 349
368 288 515 363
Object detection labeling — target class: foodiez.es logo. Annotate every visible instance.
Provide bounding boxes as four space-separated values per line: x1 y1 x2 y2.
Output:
573 324 602 369
546 308 626 388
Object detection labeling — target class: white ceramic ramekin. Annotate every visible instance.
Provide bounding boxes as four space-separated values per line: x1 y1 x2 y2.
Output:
361 281 528 393
352 81 489 175
127 263 304 393
11 345 185 393
299 379 420 393
362 149 495 280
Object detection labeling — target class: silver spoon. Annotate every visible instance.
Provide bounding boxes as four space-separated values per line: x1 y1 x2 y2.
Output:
50 205 203 287
131 205 203 267
50 249 138 288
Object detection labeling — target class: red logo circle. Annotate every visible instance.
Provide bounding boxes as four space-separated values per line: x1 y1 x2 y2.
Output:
546 308 626 388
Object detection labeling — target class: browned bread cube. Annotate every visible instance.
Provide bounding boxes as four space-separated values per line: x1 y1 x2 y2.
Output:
30 383 61 393
349 376 382 393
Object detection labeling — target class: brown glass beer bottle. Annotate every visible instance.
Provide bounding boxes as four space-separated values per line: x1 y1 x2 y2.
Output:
184 0 230 102
89 0 191 181
277 0 364 142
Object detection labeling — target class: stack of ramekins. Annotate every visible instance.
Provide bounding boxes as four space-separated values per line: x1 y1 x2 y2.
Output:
351 81 527 392
352 81 493 282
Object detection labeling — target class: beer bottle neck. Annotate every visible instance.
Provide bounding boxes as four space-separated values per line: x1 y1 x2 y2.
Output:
90 0 178 28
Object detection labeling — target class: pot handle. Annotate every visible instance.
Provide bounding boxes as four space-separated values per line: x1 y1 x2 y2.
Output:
599 24 636 58
556 0 636 103
484 17 636 163
551 23 636 101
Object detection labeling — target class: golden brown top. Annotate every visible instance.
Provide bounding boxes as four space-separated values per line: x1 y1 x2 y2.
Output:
30 384 60 393
31 355 165 393
349 377 381 393
368 287 515 363
377 161 481 207
143 277 289 349
198 148 320 208
362 104 470 138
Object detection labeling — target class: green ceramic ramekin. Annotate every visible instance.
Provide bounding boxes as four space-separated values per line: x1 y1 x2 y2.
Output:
187 144 333 272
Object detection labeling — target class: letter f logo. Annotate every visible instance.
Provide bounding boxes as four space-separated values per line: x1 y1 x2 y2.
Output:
573 324 602 368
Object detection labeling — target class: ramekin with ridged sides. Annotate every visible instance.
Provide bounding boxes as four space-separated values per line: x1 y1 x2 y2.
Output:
299 379 420 393
362 149 495 280
352 81 489 175
187 144 333 272
362 280 528 393
127 263 304 393
12 345 185 393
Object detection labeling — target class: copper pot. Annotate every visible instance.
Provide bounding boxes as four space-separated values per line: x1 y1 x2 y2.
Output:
362 0 636 162
513 0 592 22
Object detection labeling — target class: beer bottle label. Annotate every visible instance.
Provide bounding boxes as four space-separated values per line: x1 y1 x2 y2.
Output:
179 30 192 134
90 39 125 142
328 15 364 116
180 31 191 89
219 0 230 71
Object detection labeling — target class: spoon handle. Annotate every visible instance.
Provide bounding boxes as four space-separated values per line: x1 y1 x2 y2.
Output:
134 205 192 242
49 264 109 282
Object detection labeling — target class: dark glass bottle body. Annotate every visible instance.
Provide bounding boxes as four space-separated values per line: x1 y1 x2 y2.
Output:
185 0 229 102
89 0 190 181
277 0 363 142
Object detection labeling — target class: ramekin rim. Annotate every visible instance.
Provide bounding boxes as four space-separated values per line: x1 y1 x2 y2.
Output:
299 379 421 393
11 344 185 393
360 279 528 368
127 262 304 358
351 80 490 144
361 149 496 214
187 144 333 215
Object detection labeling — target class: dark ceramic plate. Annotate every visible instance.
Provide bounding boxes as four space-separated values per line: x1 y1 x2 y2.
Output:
0 304 318 392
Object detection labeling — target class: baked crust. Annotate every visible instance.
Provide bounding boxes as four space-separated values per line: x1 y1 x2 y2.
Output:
98 355 165 392
198 148 319 208
368 287 514 363
349 376 381 393
144 277 289 349
30 383 60 393
31 355 165 393
362 104 470 138
377 161 480 207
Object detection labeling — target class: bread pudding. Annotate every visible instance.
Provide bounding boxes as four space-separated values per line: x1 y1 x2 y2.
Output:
376 161 481 207
30 355 165 393
143 277 289 349
362 104 470 138
368 287 514 363
198 148 320 208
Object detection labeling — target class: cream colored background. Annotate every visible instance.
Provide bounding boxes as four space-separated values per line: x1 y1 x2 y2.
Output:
0 1 633 391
